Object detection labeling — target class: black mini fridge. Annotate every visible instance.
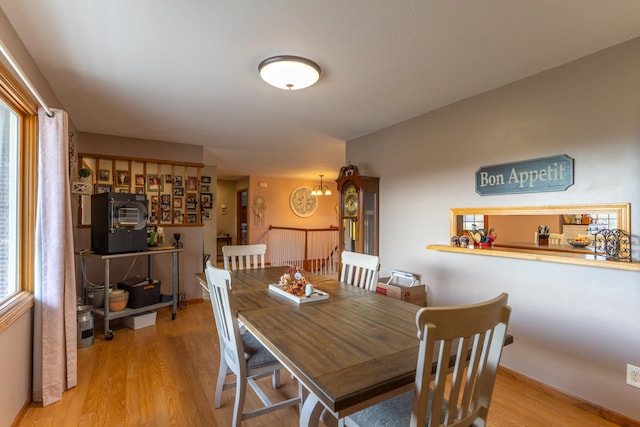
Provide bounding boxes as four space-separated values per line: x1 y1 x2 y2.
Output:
91 192 148 254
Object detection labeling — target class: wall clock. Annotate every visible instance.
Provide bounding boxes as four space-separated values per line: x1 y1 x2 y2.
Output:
289 186 318 218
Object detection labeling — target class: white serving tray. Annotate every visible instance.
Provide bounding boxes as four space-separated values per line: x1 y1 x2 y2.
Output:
268 284 329 303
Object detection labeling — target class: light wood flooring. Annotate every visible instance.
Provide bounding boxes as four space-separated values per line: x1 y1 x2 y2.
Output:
15 301 639 426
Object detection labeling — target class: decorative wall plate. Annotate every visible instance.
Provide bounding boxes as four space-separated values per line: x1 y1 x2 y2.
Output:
289 186 318 218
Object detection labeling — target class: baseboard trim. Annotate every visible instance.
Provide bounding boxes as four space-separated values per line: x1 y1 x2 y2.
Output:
499 367 640 427
11 396 32 427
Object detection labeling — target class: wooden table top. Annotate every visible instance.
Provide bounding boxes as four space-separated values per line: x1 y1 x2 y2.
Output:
230 267 422 418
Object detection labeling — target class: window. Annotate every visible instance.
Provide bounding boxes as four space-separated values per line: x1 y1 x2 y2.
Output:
0 99 19 302
0 61 37 330
461 214 485 231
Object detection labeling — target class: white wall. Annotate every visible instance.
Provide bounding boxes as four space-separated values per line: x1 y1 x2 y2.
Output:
348 38 640 420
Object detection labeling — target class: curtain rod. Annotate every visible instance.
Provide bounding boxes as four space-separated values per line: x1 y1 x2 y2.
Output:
0 38 54 117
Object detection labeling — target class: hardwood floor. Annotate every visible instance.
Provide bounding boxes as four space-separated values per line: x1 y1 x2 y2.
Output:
15 301 638 427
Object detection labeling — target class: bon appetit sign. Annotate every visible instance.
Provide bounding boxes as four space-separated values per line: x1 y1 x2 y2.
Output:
476 155 574 196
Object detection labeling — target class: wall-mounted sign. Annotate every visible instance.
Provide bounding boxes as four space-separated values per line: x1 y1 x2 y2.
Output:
476 155 574 196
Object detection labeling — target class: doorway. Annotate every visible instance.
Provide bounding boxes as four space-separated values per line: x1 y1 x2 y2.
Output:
236 189 248 245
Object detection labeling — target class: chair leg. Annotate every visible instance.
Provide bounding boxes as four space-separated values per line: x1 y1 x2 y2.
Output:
272 368 281 388
299 381 308 410
232 375 248 427
215 356 229 408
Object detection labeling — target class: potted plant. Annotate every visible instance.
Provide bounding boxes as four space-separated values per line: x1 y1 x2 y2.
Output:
79 167 91 181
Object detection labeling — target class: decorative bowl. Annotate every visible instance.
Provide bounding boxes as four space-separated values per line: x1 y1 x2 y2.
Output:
109 289 129 311
567 239 590 248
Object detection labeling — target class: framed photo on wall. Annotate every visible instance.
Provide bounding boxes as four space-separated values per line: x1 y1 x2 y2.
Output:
98 169 110 182
186 176 198 190
116 170 130 186
96 184 111 194
174 210 184 224
201 193 212 209
147 174 164 192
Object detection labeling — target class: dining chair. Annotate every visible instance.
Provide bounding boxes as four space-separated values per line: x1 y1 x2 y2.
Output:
346 293 511 427
222 243 266 270
548 233 564 245
205 261 300 426
340 251 380 291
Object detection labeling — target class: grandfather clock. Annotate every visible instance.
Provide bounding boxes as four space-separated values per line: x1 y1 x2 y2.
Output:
337 164 379 256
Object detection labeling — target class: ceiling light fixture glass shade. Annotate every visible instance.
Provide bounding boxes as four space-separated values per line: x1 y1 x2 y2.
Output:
258 55 321 90
311 174 332 196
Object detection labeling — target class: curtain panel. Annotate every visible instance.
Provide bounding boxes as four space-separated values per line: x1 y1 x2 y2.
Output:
33 108 77 405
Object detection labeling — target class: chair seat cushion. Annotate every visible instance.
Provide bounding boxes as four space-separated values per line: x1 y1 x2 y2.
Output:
347 389 446 427
241 333 280 369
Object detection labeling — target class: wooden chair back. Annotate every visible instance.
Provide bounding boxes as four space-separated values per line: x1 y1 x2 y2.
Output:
413 293 511 427
205 261 299 426
205 262 244 373
222 243 266 270
548 233 564 245
340 251 380 291
346 293 511 427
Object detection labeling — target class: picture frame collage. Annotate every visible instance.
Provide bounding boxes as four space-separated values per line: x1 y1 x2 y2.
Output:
79 155 211 227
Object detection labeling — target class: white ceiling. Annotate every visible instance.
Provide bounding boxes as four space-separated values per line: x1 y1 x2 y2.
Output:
2 1 640 180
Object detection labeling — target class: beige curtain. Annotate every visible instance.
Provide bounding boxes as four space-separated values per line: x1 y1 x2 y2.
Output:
33 107 77 405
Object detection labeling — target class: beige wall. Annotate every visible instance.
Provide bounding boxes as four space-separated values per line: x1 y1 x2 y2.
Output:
217 176 339 265
488 214 561 242
215 180 237 245
248 176 338 247
347 37 640 420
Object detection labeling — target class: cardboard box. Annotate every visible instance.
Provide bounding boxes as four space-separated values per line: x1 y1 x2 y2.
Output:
375 270 426 306
118 277 161 308
123 311 157 329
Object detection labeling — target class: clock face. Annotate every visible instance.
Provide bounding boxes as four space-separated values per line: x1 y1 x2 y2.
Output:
344 185 358 216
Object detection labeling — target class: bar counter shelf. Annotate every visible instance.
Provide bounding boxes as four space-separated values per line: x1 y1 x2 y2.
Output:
426 244 639 272
77 247 183 340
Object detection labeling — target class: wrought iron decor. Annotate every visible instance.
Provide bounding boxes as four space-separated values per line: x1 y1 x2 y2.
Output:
594 229 631 262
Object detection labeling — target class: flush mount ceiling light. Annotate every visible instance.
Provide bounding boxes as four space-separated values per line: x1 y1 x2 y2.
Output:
258 55 321 90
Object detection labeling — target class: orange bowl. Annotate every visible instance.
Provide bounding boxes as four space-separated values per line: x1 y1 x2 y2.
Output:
109 290 129 312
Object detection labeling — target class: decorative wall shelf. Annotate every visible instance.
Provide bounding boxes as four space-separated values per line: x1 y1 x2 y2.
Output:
426 244 640 272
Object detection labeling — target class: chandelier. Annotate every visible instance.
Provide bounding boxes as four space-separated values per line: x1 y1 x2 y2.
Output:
311 174 332 196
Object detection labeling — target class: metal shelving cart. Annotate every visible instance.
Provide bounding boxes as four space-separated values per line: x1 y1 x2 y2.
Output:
78 247 182 340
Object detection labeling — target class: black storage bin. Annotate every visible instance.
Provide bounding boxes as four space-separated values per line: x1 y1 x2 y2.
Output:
117 277 161 308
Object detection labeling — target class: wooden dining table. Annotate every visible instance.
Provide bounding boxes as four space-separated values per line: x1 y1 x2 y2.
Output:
223 266 422 427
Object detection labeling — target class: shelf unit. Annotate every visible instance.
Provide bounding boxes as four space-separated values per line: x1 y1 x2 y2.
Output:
78 247 183 340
